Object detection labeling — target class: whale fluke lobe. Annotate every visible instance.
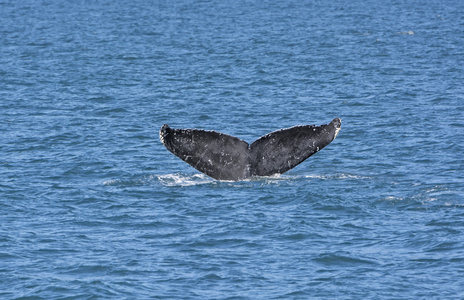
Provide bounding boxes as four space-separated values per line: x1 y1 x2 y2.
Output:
160 118 341 181
159 124 251 180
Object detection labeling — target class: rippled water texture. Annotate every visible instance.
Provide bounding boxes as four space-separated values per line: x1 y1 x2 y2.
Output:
1 0 464 299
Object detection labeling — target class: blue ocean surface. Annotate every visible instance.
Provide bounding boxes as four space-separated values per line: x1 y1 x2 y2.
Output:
1 0 464 298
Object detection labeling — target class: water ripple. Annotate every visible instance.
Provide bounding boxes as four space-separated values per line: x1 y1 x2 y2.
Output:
2 0 464 299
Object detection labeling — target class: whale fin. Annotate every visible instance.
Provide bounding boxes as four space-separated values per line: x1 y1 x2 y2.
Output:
159 124 251 181
159 118 341 181
249 118 341 176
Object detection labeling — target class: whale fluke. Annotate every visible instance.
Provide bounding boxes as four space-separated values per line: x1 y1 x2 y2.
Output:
160 118 341 181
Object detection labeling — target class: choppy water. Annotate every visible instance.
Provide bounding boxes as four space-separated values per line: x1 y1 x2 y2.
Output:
1 0 464 299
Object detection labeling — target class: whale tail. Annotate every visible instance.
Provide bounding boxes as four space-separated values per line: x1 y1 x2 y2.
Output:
160 118 341 181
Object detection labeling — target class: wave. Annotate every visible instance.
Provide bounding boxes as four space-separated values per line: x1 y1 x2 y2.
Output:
103 173 215 187
103 172 371 188
304 173 372 180
156 173 287 186
376 185 464 209
155 172 368 186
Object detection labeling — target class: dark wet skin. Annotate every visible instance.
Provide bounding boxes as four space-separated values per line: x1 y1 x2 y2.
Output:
160 118 341 181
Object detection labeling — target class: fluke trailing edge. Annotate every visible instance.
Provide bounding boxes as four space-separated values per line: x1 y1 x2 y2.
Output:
159 118 341 181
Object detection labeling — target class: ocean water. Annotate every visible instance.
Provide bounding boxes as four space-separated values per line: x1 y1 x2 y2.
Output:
1 0 464 298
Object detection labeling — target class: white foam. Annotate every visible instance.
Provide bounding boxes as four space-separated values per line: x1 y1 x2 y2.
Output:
103 179 119 186
157 173 214 187
398 30 415 35
104 173 370 187
304 173 371 180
